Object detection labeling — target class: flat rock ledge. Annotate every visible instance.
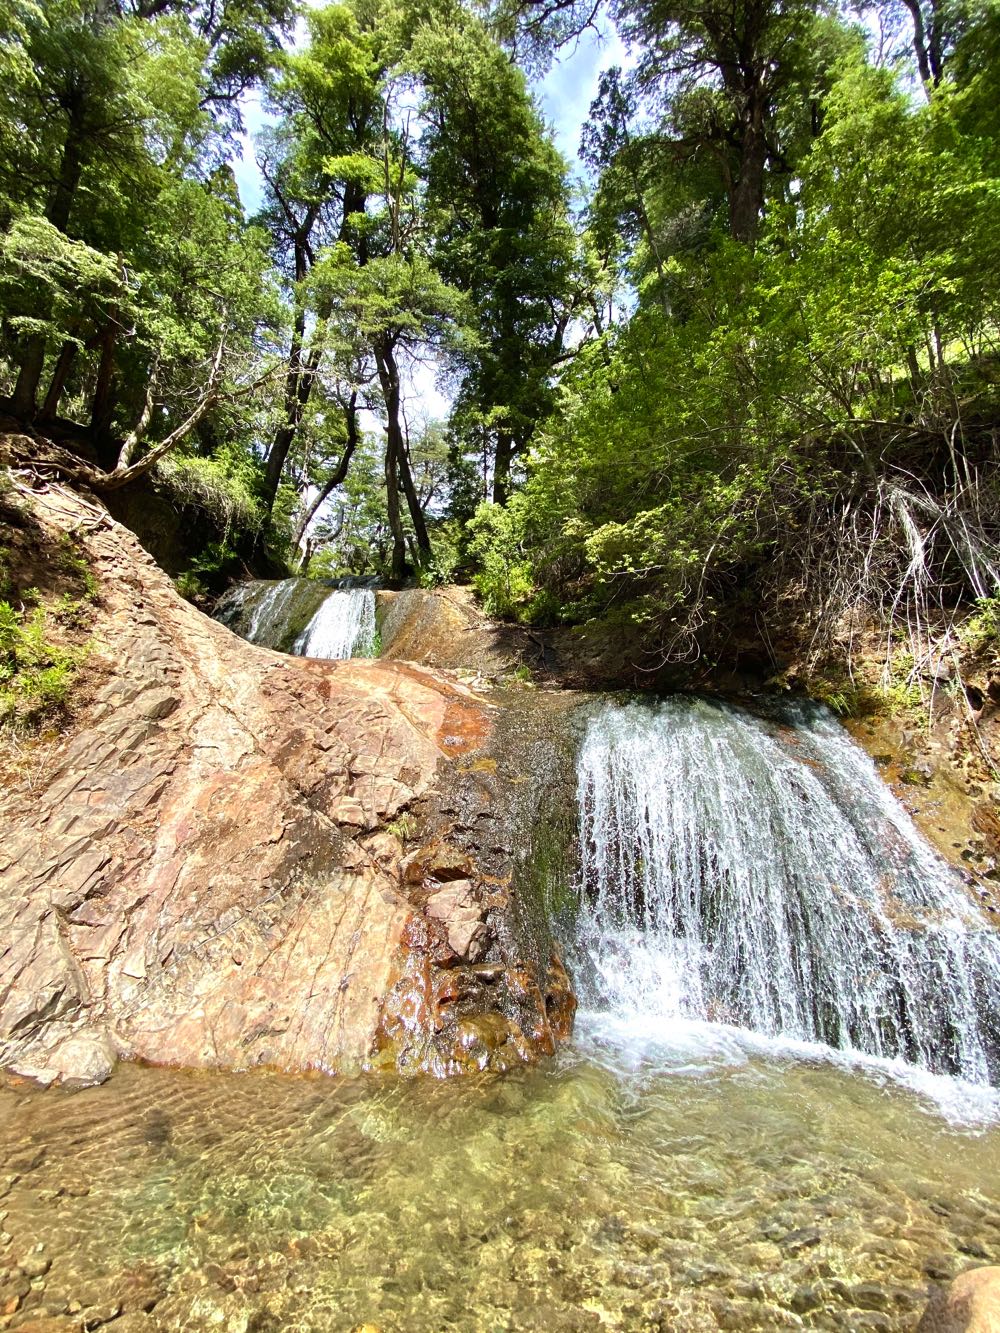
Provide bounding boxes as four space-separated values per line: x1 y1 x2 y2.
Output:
0 473 575 1088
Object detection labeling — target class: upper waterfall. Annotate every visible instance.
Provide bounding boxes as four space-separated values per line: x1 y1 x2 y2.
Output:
294 587 376 660
215 578 377 659
574 696 1000 1096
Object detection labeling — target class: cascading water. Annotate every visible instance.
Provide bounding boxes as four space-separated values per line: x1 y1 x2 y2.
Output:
244 578 303 646
214 578 377 659
293 587 376 660
574 695 1000 1110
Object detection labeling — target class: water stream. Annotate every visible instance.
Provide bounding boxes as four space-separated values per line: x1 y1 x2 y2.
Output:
293 587 377 660
573 696 1000 1118
2 695 998 1329
216 578 377 659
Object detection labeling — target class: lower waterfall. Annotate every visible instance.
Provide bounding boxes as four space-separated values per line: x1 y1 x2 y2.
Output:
573 696 1000 1113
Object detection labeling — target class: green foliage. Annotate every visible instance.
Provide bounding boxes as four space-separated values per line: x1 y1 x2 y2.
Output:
0 600 83 728
466 499 537 618
490 26 1000 668
417 520 464 587
413 8 578 498
57 533 98 602
960 598 1000 651
2 0 996 683
174 571 208 603
155 454 262 537
385 811 418 841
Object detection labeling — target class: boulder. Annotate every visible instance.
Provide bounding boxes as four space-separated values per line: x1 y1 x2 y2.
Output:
918 1267 1000 1332
0 473 575 1083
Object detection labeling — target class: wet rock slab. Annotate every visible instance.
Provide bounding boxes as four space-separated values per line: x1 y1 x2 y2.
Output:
0 478 575 1084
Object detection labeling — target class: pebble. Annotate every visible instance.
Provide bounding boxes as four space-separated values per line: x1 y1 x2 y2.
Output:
790 1285 823 1313
82 1302 122 1327
852 1283 893 1312
16 1259 48 1281
781 1227 822 1253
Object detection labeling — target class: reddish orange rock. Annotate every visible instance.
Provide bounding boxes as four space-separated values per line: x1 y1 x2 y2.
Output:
0 475 576 1086
918 1267 1000 1332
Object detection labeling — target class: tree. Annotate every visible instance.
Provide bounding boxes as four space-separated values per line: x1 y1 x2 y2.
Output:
255 2 385 518
0 0 276 481
414 7 579 501
609 0 846 245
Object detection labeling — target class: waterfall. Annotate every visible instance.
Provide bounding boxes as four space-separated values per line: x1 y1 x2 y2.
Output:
244 578 303 646
293 588 376 660
574 696 1000 1094
215 579 377 659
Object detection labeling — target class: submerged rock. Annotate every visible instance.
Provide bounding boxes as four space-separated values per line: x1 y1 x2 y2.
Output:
918 1266 1000 1331
0 478 575 1084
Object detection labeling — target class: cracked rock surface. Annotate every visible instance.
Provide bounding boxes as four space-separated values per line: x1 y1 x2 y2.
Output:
0 478 575 1087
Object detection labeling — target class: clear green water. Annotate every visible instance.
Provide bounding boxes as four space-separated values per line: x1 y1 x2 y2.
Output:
0 1030 998 1331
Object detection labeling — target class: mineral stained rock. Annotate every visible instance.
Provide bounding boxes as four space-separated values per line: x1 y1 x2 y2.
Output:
0 478 574 1087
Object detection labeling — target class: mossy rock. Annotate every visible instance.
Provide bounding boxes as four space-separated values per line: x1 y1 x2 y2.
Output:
214 578 332 652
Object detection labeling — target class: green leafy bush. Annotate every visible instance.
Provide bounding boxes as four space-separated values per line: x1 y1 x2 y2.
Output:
155 455 262 538
466 499 536 618
0 601 84 728
418 520 464 587
174 571 207 603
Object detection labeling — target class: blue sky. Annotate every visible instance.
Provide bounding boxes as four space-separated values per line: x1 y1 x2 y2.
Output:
538 22 626 172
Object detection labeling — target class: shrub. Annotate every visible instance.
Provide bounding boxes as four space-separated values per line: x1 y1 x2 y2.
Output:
466 499 536 619
155 454 262 538
0 601 83 728
418 520 464 588
174 571 207 603
961 597 1000 652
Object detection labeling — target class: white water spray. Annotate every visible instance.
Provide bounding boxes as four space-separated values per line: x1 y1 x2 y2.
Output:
294 588 376 660
574 697 1000 1110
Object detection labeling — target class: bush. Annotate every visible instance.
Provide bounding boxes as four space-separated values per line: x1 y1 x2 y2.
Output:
174 571 207 603
155 454 262 539
0 600 83 728
418 520 464 587
466 499 536 619
961 597 1000 652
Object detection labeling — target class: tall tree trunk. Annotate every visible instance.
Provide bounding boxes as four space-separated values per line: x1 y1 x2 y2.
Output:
261 187 351 518
383 433 407 584
262 323 327 516
374 339 410 583
396 435 431 555
90 322 118 466
902 0 943 89
11 341 48 420
729 107 768 246
12 122 85 418
374 338 431 557
38 341 77 421
493 430 514 505
263 297 308 514
292 391 360 547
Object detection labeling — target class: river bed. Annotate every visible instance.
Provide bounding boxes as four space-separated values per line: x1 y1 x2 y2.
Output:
0 1030 997 1332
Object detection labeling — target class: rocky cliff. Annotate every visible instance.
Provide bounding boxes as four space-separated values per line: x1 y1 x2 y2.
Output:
0 467 574 1088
